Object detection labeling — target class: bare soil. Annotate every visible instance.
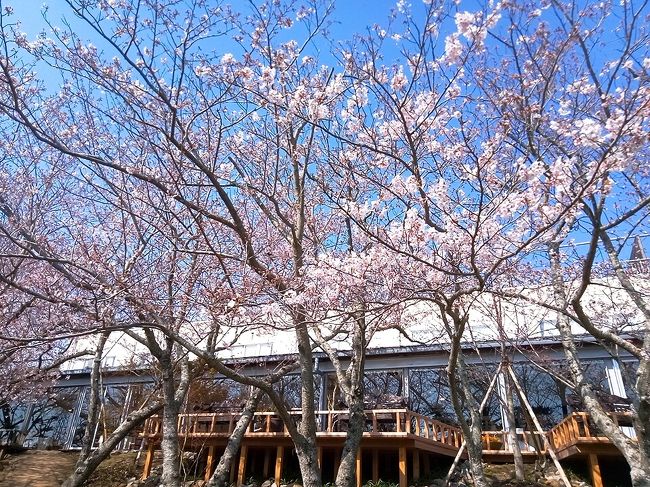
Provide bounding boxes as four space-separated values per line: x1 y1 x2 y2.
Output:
0 450 138 487
0 450 76 487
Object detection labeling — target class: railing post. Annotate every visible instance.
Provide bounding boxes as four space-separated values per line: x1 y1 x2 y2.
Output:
237 445 248 487
588 454 603 487
356 449 362 487
142 442 155 480
205 445 215 482
398 446 407 487
582 413 591 438
275 446 284 485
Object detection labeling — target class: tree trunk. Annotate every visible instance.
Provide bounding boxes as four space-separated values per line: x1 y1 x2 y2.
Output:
159 356 183 487
77 332 109 464
335 392 365 487
207 389 262 487
447 351 488 487
293 316 322 487
61 401 163 487
335 309 367 487
629 463 650 487
293 438 322 487
634 348 650 482
504 372 525 480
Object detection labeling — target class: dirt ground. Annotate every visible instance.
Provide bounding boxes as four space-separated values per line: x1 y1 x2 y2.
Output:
0 450 76 487
0 450 139 487
0 450 597 487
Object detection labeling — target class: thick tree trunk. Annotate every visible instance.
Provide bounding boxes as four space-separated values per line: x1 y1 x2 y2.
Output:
335 391 365 487
447 350 488 487
633 345 650 485
207 389 262 487
159 356 183 487
294 439 322 487
335 309 367 487
61 401 163 487
629 464 650 487
293 316 322 487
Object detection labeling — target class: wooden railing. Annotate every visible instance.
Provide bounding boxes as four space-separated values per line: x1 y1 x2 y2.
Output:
142 409 463 448
481 430 546 453
546 411 635 451
141 409 636 459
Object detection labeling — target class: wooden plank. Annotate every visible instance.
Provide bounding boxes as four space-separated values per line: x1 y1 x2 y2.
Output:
275 446 284 485
230 455 236 485
588 454 603 487
141 442 155 480
317 447 323 470
205 446 215 482
356 449 362 487
237 445 248 487
399 447 407 487
582 414 592 438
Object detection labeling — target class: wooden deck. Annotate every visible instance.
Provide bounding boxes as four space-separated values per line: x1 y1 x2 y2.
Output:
547 412 635 460
142 408 462 487
140 409 634 487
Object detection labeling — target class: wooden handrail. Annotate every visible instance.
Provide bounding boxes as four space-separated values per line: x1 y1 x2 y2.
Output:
546 411 635 450
481 430 547 452
141 408 463 447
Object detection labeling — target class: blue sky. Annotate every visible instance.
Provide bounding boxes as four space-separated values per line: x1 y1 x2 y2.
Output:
9 0 398 40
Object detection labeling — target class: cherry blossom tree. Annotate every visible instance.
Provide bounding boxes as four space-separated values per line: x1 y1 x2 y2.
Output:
0 1 648 487
0 1 340 485
473 0 650 483
305 0 648 484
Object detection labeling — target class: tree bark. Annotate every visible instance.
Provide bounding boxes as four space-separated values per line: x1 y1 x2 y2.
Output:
207 389 262 487
447 349 488 487
159 355 188 487
443 306 488 487
61 401 163 487
503 371 525 480
294 317 321 487
77 332 109 464
332 309 367 487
